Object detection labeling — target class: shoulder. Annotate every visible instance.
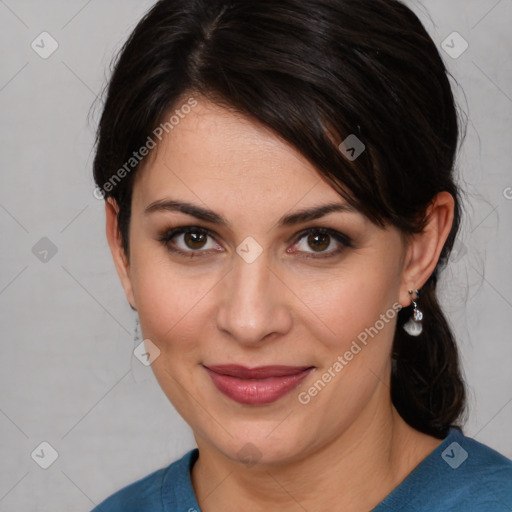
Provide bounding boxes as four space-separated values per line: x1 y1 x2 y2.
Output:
426 428 512 509
91 467 167 512
374 428 512 512
452 429 512 497
90 449 199 512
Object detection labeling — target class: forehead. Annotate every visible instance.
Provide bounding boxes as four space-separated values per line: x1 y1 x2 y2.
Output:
133 97 346 216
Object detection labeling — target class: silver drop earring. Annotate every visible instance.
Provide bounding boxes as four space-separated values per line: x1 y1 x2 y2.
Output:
403 289 423 336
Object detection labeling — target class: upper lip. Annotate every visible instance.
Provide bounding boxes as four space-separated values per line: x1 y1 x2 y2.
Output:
204 364 313 379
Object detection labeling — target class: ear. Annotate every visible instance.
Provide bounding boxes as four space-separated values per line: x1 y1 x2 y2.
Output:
105 198 136 310
399 191 454 307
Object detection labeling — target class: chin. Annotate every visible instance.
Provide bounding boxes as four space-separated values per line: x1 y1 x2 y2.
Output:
194 415 320 468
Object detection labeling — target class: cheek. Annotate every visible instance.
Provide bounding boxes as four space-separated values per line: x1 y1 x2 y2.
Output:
130 244 221 360
130 254 217 413
292 254 401 352
295 274 400 427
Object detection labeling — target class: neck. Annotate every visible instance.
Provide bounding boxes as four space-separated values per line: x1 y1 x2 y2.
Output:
191 389 442 512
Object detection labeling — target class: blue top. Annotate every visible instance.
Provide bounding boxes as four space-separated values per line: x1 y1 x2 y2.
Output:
92 427 512 511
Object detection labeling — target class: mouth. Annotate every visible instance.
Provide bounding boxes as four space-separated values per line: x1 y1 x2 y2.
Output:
203 364 314 405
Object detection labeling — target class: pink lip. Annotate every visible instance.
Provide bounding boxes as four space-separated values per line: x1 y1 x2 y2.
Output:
204 364 314 405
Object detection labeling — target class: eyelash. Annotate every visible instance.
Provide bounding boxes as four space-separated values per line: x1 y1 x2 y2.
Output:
157 226 353 260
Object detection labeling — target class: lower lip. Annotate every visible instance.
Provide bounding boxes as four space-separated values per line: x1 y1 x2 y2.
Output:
204 367 313 405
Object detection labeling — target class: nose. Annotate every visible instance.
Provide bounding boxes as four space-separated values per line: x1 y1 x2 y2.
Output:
216 249 293 346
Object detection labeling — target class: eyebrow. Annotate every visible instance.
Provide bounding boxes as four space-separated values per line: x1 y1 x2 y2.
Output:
144 199 357 227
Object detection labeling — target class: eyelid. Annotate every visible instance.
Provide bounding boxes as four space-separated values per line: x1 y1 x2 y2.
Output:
158 225 352 258
291 226 352 247
158 226 222 257
288 227 353 258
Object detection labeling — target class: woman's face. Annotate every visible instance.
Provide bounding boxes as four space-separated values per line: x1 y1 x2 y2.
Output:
111 97 415 465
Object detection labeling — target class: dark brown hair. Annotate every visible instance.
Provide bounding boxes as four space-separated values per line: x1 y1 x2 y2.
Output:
93 0 466 438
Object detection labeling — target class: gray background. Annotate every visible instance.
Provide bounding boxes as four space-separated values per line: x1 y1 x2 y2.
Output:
0 0 511 510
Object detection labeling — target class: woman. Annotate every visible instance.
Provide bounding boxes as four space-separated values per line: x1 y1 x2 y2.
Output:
91 0 512 510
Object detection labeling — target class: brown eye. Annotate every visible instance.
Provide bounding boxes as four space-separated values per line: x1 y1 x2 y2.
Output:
158 226 222 257
184 231 208 249
307 232 331 252
290 228 352 259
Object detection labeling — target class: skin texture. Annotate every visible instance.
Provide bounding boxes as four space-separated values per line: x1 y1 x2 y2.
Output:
106 97 454 511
